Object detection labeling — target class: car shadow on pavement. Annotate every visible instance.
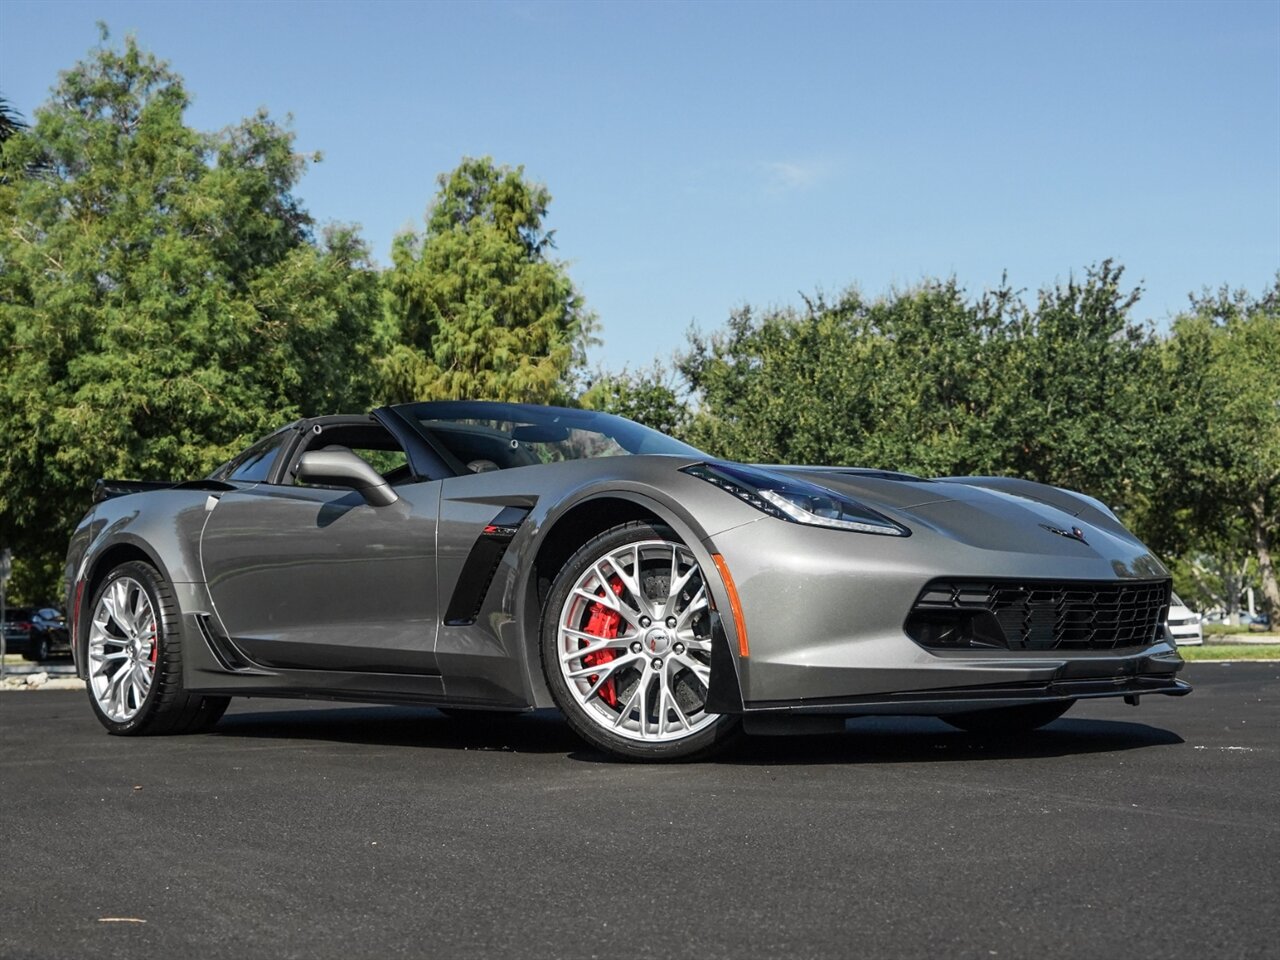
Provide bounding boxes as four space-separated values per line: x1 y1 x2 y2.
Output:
212 705 584 754
211 704 1183 763
698 716 1186 767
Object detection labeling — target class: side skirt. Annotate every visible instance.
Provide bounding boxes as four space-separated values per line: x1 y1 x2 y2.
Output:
182 612 518 707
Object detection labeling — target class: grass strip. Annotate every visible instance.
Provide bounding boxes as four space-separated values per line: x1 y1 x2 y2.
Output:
1203 624 1277 638
1180 644 1280 661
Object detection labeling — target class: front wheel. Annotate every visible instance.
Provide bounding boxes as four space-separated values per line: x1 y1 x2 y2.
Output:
541 521 741 761
85 560 230 736
941 699 1075 734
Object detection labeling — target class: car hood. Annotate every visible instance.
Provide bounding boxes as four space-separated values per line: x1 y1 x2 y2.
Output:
769 466 1167 578
773 467 954 510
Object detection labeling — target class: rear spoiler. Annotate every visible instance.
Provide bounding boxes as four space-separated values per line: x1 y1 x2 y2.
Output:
92 478 235 505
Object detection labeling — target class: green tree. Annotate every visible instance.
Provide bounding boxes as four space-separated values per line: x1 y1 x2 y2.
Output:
1170 538 1257 622
677 263 1163 516
678 293 895 466
0 33 380 601
380 157 596 404
984 261 1163 516
1158 281 1280 615
677 280 1013 475
580 362 690 437
0 95 24 145
0 94 42 182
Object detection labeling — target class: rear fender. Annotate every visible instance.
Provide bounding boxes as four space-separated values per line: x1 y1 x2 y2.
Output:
67 489 221 677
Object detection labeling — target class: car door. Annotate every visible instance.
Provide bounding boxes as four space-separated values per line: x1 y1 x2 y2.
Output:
199 474 442 677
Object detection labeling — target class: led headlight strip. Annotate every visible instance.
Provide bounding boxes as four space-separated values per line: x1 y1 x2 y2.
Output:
683 462 910 537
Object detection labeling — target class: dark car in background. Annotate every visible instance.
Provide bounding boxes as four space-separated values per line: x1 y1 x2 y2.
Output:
2 606 71 661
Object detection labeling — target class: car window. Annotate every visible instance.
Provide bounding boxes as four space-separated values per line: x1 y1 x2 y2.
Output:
286 421 414 486
341 446 408 477
396 402 704 474
212 431 291 483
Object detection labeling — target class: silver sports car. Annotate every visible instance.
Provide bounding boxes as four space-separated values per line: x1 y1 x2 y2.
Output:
64 401 1189 760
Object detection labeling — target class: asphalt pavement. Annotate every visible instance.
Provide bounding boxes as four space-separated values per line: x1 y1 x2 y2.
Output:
1 662 1277 960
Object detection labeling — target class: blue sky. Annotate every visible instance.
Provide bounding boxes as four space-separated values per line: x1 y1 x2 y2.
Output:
2 0 1277 372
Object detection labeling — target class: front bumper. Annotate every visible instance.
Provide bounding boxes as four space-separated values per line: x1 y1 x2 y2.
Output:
702 519 1189 715
707 611 1189 718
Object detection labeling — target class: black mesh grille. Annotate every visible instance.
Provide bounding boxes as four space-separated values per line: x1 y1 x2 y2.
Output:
906 578 1171 651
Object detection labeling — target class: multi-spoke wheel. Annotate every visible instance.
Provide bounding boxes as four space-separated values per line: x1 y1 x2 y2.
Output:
88 576 158 722
84 561 229 736
542 521 740 761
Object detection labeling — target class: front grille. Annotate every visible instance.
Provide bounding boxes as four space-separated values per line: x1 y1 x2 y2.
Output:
906 578 1171 651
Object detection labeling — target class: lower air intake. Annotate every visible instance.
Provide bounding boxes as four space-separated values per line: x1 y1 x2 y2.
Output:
905 578 1171 651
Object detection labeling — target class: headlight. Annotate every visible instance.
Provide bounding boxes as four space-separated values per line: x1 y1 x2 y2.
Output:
683 462 910 536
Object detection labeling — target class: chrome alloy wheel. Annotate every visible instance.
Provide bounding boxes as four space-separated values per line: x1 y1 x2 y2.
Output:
556 539 716 743
88 577 158 723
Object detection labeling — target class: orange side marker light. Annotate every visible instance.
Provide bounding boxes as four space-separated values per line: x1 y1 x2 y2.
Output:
710 553 749 658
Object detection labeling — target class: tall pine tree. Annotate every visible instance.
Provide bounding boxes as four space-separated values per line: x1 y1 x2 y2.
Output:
0 32 380 599
380 157 596 404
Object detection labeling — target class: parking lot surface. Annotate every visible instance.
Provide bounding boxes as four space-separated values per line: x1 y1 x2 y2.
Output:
1 662 1277 959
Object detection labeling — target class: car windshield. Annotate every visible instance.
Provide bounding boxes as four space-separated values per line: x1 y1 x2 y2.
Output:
393 401 704 474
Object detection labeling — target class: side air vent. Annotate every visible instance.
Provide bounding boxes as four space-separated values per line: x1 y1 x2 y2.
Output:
194 614 257 670
443 507 531 626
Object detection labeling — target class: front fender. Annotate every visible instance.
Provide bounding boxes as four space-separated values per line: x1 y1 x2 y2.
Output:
509 478 755 709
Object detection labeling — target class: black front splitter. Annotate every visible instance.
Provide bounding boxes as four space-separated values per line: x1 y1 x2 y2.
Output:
726 674 1191 735
739 674 1191 717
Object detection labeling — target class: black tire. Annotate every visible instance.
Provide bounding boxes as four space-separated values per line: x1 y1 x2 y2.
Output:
941 699 1075 734
24 635 51 662
85 560 231 736
541 520 741 762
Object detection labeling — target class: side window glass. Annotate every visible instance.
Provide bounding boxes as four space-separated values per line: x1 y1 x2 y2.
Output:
349 446 409 478
219 434 289 483
288 424 414 486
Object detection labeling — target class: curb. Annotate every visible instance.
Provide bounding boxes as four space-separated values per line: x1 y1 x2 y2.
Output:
1 674 85 691
1199 636 1280 646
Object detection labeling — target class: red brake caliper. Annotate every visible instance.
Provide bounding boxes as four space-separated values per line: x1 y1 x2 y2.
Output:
580 577 623 707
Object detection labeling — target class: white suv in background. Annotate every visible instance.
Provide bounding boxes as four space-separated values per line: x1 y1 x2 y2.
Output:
1167 593 1203 646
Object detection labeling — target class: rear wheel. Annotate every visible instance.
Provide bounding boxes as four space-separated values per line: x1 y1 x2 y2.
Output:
541 521 740 761
85 561 230 736
941 700 1075 734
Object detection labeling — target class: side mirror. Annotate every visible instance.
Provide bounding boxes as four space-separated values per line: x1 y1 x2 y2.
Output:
295 449 399 507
